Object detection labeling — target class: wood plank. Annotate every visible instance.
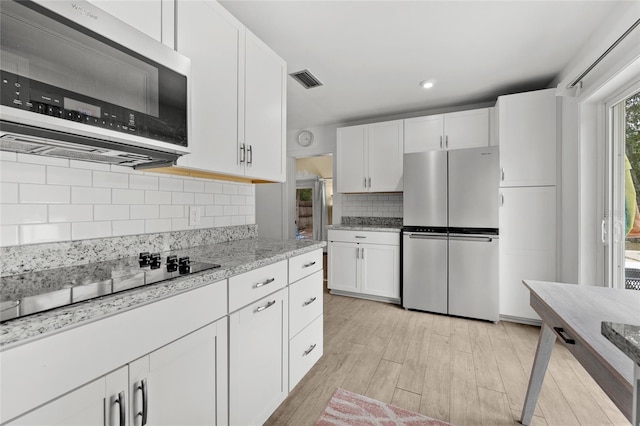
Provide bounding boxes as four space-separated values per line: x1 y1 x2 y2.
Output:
450 316 472 353
383 308 413 363
449 349 481 426
391 388 422 413
469 320 506 393
419 333 451 422
341 344 385 395
478 387 518 426
364 359 402 403
397 312 434 394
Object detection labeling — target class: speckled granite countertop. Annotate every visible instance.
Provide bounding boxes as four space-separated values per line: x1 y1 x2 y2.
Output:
327 224 402 233
602 321 640 366
0 237 325 348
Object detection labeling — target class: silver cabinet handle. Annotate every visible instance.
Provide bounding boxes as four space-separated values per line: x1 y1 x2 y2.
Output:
247 145 253 164
239 143 246 164
355 235 366 239
137 379 148 426
440 135 443 149
256 300 276 313
361 247 364 259
113 391 126 426
500 193 504 206
363 177 367 188
254 277 275 289
303 297 317 307
356 247 359 259
501 167 505 181
445 135 449 149
303 343 317 356
303 261 316 268
368 177 371 187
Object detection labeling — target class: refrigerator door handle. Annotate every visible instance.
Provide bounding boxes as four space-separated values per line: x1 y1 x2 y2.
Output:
449 235 495 243
405 234 448 241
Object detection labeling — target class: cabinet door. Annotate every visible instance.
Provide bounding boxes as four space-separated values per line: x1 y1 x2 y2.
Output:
404 115 444 153
87 1 162 42
444 108 489 150
368 120 404 192
361 243 400 299
337 125 367 192
328 241 360 292
6 378 105 426
229 289 288 426
499 186 556 321
244 31 287 182
144 319 226 426
175 0 245 176
498 89 557 187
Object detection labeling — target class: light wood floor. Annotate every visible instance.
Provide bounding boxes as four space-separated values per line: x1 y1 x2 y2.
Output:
266 285 629 426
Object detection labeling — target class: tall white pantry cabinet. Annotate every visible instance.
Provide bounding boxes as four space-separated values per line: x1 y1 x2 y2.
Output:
498 88 558 323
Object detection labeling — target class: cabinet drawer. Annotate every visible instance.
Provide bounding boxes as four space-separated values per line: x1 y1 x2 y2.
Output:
229 260 287 312
328 230 400 245
289 249 323 283
289 270 323 337
289 314 323 391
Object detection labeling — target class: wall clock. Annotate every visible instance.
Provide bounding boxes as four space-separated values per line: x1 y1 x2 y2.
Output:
297 130 314 147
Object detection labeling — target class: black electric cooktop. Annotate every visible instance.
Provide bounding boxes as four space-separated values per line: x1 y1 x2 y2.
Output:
0 252 220 322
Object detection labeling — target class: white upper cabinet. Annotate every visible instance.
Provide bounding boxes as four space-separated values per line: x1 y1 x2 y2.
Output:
337 120 403 193
498 88 557 187
174 0 286 182
404 108 490 153
87 0 172 45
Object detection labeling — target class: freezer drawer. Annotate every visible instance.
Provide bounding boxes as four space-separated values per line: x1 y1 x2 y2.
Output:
402 232 448 314
448 234 499 322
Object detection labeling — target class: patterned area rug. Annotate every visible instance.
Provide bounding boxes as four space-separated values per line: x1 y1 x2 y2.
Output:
315 388 452 425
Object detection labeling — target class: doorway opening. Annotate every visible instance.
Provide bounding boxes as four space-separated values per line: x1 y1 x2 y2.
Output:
294 155 333 241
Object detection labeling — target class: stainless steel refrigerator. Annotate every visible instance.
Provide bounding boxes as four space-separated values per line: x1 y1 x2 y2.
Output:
402 146 499 322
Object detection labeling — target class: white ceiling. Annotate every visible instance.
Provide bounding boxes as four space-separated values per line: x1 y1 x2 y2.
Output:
219 1 625 130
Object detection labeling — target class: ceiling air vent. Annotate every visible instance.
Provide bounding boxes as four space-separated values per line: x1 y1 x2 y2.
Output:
290 69 323 89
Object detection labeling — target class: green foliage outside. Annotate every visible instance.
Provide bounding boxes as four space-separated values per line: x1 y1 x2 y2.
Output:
626 92 640 188
298 188 312 202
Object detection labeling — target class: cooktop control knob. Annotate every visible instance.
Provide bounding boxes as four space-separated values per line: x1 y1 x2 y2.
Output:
166 255 178 272
178 256 191 274
149 253 161 270
139 252 151 267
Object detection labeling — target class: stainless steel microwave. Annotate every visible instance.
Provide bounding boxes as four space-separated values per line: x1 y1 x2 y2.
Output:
0 0 191 168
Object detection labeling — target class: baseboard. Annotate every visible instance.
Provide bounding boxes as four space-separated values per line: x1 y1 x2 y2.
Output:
328 289 400 305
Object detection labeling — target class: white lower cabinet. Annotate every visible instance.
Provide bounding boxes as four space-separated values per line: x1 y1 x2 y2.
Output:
8 319 227 426
229 287 288 426
328 230 400 302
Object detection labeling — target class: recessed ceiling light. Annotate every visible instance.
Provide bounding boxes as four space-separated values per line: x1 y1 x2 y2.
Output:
420 80 434 89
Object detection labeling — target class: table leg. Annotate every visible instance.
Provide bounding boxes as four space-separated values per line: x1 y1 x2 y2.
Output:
521 323 557 425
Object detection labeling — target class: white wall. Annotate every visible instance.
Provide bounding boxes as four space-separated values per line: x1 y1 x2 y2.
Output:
0 153 255 246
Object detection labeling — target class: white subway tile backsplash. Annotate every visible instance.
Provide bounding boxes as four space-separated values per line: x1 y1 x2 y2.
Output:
1 161 45 184
22 184 70 204
342 193 403 218
72 221 111 240
1 183 18 203
93 171 129 189
49 205 93 223
184 180 204 193
21 223 71 244
130 175 159 191
145 191 172 205
69 160 110 171
145 218 172 233
172 192 194 205
159 177 183 192
113 189 144 205
0 225 19 247
47 166 92 186
17 153 68 167
72 187 111 204
131 205 159 220
195 193 214 205
113 220 145 236
1 204 47 225
205 182 223 194
95 205 129 221
1 155 256 246
160 205 184 218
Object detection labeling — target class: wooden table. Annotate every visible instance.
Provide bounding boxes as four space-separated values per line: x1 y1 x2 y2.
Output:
520 280 638 426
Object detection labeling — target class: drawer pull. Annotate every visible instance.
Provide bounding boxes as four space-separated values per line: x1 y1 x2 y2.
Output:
355 235 367 239
137 378 148 425
303 261 316 268
254 277 275 289
553 327 575 345
303 297 317 307
303 343 317 356
256 300 276 313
